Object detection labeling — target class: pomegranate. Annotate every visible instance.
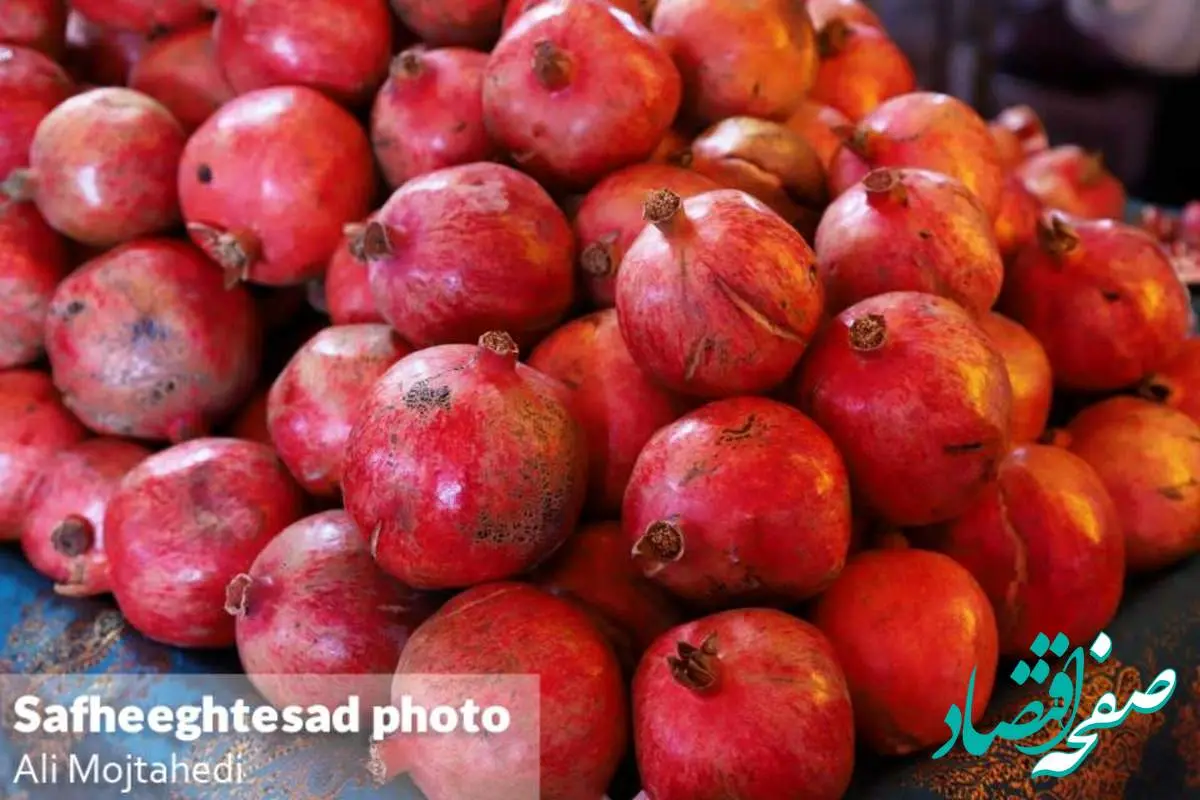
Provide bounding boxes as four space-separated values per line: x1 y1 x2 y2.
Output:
0 45 73 182
993 175 1041 260
1181 201 1200 245
63 10 147 86
785 101 852 168
3 88 185 247
228 389 272 446
999 213 1192 391
616 189 823 397
814 168 1004 316
811 19 915 121
359 162 574 347
389 0 504 47
70 0 207 34
651 0 817 124
0 201 68 369
0 0 68 57
647 128 691 165
815 548 999 754
528 309 689 515
326 223 384 325
127 24 234 133
977 312 1053 443
343 332 587 589
19 438 150 596
633 608 855 800
179 86 376 287
829 91 1005 220
44 239 262 442
483 0 682 189
370 47 497 188
573 164 719 307
991 104 1048 160
1018 146 1126 221
1061 397 1200 573
624 396 852 607
105 438 305 648
1141 338 1200 425
806 0 882 28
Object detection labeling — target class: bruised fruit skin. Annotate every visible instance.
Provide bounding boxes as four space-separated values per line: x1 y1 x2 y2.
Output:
573 164 719 308
389 0 504 47
362 162 575 348
811 19 915 122
806 0 883 29
503 0 645 31
616 189 824 398
70 0 207 35
993 175 1041 261
1062 397 1200 573
267 325 411 497
179 86 376 287
814 549 999 755
814 168 1004 317
44 239 262 442
342 332 588 589
785 101 852 169
633 608 855 800
1141 339 1200 425
105 438 306 648
977 313 1053 444
0 0 68 57
528 309 689 516
19 438 150 596
483 0 682 189
796 292 1013 527
0 45 73 182
326 224 384 325
624 397 852 608
0 202 69 368
1018 145 1126 221
63 10 147 86
127 25 234 133
999 214 1192 392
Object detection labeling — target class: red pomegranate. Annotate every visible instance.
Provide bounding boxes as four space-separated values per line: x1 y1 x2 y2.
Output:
785 101 852 168
389 0 504 47
0 0 68 57
1141 338 1200 425
179 86 376 287
646 128 691 165
70 0 207 34
44 239 262 442
360 162 574 347
990 104 1049 164
228 389 272 447
1017 145 1126 221
993 175 1041 260
483 0 681 189
999 213 1192 391
0 201 68 369
633 608 855 800
811 18 915 121
0 45 73 183
814 548 999 755
977 312 1053 443
127 24 234 133
616 189 824 397
806 0 882 28
326 223 384 325
503 0 645 30
63 10 148 86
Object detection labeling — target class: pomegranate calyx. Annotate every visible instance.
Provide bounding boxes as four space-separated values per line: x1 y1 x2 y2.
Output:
343 222 368 261
862 168 908 206
1036 214 1081 258
632 520 685 578
392 48 425 79
50 515 95 557
224 573 253 617
532 39 572 91
361 221 396 260
849 313 887 351
643 189 682 229
478 330 520 360
667 632 720 692
580 242 614 277
1138 378 1173 405
187 223 260 286
817 18 854 59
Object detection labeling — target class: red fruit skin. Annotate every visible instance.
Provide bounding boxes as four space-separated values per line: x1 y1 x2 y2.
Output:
1062 397 1200 573
1142 338 1200 425
1181 201 1200 246
785 101 852 168
796 292 1013 527
829 92 1005 220
633 608 855 800
977 312 1053 444
178 86 376 287
993 175 1041 261
0 370 87 539
999 214 1192 392
342 334 588 589
991 104 1049 164
616 189 824 398
0 45 73 181
814 549 999 755
990 125 1023 173
623 396 852 608
267 325 411 497
806 0 883 28
71 0 207 34
370 47 497 188
503 0 644 30
44 239 262 442
810 19 915 121
127 24 234 134
651 0 818 124
929 444 1124 656
325 227 384 325
646 128 690 165
814 168 1004 317
573 164 719 308
105 438 306 648
528 309 688 516
483 0 682 189
0 202 69 368
19 438 150 596
363 162 575 348
228 389 272 446
389 0 504 47
63 10 147 86
0 0 68 57
1017 145 1126 221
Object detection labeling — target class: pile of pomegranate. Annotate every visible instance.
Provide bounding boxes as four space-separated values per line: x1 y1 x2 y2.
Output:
2 1 1198 798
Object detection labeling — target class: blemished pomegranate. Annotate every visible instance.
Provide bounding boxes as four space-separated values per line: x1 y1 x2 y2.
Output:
63 10 147 86
624 396 852 608
795 292 1012 527
1060 397 1200 573
179 86 376 287
44 238 262 442
0 201 68 369
814 167 1004 316
0 45 73 182
503 0 645 31
326 223 384 325
810 18 915 121
0 0 68 57
806 0 882 28
267 324 411 497
829 91 1005 220
1017 145 1126 221
226 510 437 709
928 444 1124 656
342 332 587 589
528 309 689 515
389 0 504 47
616 189 824 398
993 175 1041 260
651 0 817 124
483 0 682 189
370 47 497 188
3 87 185 248
999 213 1192 391
814 548 999 755
105 438 306 648
573 164 719 307
127 24 234 133
360 162 574 347
19 438 150 596
785 101 852 168
1141 338 1200 425
633 608 856 800
977 312 1053 443
69 0 207 34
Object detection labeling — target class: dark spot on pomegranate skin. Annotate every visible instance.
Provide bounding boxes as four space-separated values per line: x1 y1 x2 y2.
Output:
681 461 712 485
130 317 168 342
64 300 84 317
403 380 451 416
197 163 213 184
918 229 933 240
1158 479 1197 501
148 379 177 404
943 441 984 454
718 414 759 444
1100 289 1121 302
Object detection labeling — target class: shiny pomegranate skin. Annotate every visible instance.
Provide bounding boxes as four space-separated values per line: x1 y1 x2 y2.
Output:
127 24 234 133
0 45 73 181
